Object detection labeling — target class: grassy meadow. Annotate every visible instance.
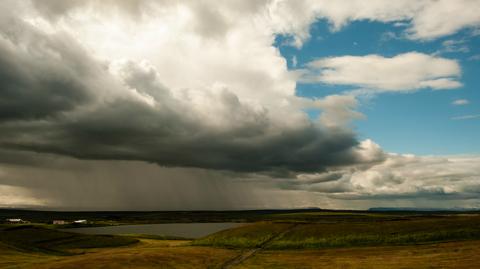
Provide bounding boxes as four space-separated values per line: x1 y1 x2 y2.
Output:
192 222 294 248
236 240 480 269
1 210 480 268
194 213 480 249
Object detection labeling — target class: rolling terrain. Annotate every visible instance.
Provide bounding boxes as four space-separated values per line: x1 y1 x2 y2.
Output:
1 210 480 268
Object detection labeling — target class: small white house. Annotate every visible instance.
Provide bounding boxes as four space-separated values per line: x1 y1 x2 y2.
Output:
73 219 87 224
6 218 25 224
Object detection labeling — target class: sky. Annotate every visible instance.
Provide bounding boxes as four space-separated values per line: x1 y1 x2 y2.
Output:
0 0 479 210
277 19 480 155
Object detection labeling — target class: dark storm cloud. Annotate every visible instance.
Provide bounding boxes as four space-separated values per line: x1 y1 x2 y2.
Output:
0 15 373 174
0 17 96 121
0 0 384 177
63 118 359 173
0 96 362 173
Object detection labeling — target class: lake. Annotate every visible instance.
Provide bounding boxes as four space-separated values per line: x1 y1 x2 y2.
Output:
64 222 245 239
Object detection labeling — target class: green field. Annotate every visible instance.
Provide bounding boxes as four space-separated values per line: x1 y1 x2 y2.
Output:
193 222 294 248
193 214 480 249
1 210 480 268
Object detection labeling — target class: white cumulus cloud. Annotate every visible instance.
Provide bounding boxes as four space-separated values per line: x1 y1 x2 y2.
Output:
301 52 462 93
269 0 480 43
291 153 480 202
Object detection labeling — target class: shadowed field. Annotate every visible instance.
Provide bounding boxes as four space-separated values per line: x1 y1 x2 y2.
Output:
0 225 138 255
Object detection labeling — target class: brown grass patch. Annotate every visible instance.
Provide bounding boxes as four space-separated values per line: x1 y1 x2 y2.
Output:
10 239 239 269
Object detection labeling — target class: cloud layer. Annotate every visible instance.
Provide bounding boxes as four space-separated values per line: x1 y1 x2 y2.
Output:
262 0 480 46
0 0 479 209
1 148 479 210
291 149 480 202
0 33 365 174
0 1 381 174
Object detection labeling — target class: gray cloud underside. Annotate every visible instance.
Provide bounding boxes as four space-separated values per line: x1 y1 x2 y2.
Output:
0 20 95 121
0 9 372 174
1 150 479 210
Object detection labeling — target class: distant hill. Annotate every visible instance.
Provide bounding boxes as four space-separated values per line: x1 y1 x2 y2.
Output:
369 207 480 212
